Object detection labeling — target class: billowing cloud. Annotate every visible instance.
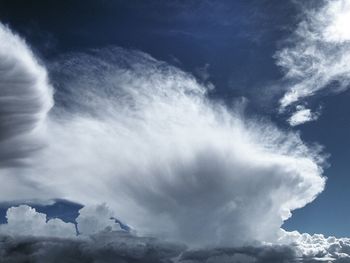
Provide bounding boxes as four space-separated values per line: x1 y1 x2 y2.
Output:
0 205 76 238
276 0 350 123
0 203 125 239
0 23 326 248
278 230 350 262
0 23 53 166
76 203 122 235
2 204 350 262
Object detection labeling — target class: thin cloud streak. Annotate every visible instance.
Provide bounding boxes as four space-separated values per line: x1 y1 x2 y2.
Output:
276 0 350 124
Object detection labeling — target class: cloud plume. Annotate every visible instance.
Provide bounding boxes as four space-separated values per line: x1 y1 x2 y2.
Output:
0 24 326 247
8 47 327 246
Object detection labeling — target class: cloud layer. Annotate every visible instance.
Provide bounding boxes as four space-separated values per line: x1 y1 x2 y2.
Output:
2 204 348 262
276 0 350 125
1 227 350 262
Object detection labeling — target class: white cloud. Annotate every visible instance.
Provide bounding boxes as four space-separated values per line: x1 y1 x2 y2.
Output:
0 24 326 247
323 0 350 42
0 204 122 238
7 48 325 246
76 203 122 235
0 205 76 238
278 229 350 261
276 0 350 121
287 105 319 126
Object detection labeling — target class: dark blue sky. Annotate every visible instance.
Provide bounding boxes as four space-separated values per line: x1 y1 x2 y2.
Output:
0 0 349 237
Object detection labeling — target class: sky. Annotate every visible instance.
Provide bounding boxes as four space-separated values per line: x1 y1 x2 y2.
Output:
1 0 350 262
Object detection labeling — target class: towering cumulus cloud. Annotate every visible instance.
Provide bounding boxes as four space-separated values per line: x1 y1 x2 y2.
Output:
22 48 325 246
0 23 53 165
276 0 350 125
0 24 326 248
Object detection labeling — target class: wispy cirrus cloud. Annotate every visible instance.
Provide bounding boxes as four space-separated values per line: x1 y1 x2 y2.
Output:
276 0 350 125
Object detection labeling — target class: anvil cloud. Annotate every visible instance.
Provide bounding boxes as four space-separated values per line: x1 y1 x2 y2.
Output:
0 23 326 247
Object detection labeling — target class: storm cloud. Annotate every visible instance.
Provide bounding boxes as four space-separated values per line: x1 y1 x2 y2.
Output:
0 21 327 247
1 228 350 262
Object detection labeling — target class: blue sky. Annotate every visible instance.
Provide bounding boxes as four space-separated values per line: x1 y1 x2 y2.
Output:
1 0 350 239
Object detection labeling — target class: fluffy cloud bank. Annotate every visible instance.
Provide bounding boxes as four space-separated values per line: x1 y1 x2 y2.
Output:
1 205 350 262
0 21 325 248
276 0 350 125
279 230 350 262
0 205 76 238
0 204 121 238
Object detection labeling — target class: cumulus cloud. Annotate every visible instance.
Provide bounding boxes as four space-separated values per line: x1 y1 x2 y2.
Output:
0 203 129 238
0 23 326 247
0 204 186 262
0 203 124 238
278 230 350 262
287 105 320 126
276 0 350 122
3 204 349 262
76 203 122 235
0 205 76 238
0 23 53 166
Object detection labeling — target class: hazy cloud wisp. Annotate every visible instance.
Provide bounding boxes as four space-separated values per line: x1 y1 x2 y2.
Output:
276 0 350 125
